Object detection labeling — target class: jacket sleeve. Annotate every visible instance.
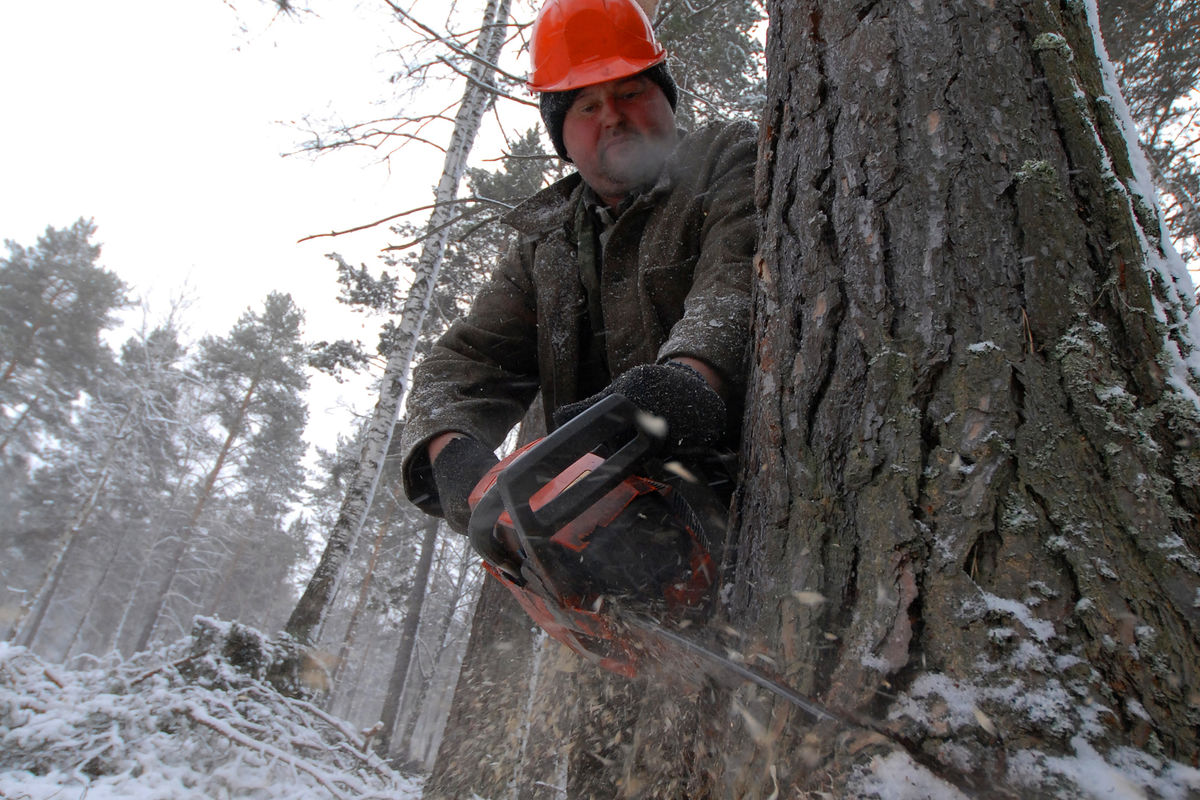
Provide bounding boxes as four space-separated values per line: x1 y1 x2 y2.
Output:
656 121 759 396
397 239 541 514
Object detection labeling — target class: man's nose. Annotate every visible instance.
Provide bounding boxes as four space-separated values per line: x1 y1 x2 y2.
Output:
597 97 625 127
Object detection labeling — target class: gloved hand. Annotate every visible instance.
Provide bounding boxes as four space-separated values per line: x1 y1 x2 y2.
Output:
431 436 499 535
553 361 726 451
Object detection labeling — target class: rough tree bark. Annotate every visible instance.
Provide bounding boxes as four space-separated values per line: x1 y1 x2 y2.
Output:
423 0 1200 797
720 0 1200 796
284 0 512 647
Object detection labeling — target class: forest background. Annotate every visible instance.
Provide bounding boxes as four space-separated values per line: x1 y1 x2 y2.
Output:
1 0 1197 789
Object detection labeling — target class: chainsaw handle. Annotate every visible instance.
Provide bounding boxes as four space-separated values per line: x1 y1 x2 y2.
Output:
467 479 525 583
499 394 652 541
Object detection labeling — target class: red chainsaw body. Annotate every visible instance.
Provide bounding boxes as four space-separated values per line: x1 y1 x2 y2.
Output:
467 396 716 677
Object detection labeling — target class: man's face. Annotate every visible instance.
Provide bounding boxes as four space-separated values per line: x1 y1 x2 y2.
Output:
561 75 677 207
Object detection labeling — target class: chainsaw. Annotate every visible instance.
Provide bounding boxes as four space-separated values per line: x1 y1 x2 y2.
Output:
467 394 716 678
465 394 851 727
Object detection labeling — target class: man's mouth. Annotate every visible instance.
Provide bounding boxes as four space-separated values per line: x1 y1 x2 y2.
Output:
603 128 640 146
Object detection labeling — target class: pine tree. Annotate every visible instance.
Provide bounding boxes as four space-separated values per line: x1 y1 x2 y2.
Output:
654 0 766 125
0 220 127 462
6 325 183 651
134 292 310 651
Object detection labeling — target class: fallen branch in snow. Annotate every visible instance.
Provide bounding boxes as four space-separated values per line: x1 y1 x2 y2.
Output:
128 652 202 686
181 701 357 800
0 634 420 799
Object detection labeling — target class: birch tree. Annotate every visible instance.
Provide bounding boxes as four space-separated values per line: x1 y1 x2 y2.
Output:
285 0 513 646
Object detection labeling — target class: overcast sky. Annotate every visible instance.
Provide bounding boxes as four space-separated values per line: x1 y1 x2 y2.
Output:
0 0 456 450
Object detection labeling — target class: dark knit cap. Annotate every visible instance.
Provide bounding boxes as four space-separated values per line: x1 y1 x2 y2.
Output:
539 61 679 162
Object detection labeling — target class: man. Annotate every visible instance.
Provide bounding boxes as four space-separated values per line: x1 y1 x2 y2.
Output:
398 0 757 555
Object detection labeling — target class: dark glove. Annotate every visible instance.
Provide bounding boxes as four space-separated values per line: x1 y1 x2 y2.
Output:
553 361 726 451
431 436 499 535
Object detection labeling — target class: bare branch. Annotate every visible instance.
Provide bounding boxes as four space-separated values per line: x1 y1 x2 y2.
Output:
434 55 538 107
298 196 513 243
183 703 353 800
383 1 528 86
381 210 507 252
480 151 557 162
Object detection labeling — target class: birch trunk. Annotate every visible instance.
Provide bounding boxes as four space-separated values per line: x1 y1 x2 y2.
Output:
284 0 513 646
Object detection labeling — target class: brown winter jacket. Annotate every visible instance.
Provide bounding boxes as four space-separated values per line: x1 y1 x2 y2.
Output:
399 120 759 515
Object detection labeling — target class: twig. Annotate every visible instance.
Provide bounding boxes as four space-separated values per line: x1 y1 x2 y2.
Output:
297 196 511 243
383 1 527 86
41 666 66 689
381 209 497 252
182 702 357 800
434 55 538 108
128 653 202 687
481 151 557 162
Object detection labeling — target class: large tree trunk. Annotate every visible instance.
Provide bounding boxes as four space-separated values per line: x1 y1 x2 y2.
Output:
423 1 1199 797
720 0 1200 796
284 0 513 647
423 577 540 799
424 405 548 799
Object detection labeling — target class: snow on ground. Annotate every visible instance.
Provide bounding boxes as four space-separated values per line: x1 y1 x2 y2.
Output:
0 637 422 799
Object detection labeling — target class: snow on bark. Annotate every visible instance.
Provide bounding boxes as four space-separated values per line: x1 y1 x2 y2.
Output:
1082 0 1200 408
285 0 513 647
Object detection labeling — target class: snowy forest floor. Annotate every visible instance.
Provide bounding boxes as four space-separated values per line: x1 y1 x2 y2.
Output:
0 620 423 799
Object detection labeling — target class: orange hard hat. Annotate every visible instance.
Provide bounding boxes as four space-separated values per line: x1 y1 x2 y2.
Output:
526 0 667 93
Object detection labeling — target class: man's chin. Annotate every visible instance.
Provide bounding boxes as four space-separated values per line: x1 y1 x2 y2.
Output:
600 154 668 191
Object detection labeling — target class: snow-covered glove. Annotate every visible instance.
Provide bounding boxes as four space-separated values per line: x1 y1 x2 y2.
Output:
431 436 499 535
553 361 726 451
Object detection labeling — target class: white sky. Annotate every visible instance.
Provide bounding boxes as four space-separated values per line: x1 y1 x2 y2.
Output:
0 0 450 452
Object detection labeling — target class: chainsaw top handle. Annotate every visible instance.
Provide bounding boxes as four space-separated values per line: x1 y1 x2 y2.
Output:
468 394 655 577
